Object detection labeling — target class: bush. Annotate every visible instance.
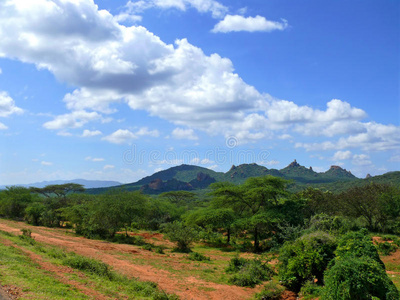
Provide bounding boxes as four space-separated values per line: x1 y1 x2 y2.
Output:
376 241 398 256
255 281 285 300
278 231 337 292
299 280 323 299
188 252 210 262
63 255 114 279
162 221 198 252
227 256 274 287
335 229 383 266
323 255 399 300
21 228 32 238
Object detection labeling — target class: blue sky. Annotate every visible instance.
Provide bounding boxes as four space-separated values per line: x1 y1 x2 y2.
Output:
0 0 399 185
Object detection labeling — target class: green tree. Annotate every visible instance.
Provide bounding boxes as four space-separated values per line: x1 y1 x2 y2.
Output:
0 186 34 218
162 221 198 252
210 176 288 252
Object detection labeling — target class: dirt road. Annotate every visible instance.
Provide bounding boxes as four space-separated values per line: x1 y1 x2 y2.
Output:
0 220 259 300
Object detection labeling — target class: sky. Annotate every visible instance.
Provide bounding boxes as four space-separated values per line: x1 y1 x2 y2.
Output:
0 0 399 185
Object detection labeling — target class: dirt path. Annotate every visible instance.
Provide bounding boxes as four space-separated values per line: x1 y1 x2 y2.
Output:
0 220 259 300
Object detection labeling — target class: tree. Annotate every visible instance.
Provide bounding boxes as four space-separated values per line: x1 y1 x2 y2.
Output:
0 186 34 219
162 221 198 252
30 183 85 199
210 176 288 252
337 183 400 232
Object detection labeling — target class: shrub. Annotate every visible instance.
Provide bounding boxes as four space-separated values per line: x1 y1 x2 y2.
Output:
322 255 399 300
254 281 285 300
278 231 337 292
376 241 398 256
63 255 114 279
335 229 383 266
142 244 153 251
162 221 198 252
227 256 274 287
299 280 323 299
188 252 210 262
21 228 32 238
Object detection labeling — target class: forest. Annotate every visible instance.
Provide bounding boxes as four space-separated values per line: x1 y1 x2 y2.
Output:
0 177 399 299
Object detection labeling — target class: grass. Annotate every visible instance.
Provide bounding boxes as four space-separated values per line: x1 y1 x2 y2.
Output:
0 230 178 300
0 241 88 299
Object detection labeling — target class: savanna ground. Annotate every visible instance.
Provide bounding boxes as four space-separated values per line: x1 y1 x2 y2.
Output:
0 219 399 300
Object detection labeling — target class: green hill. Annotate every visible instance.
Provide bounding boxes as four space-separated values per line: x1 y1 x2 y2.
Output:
86 160 399 195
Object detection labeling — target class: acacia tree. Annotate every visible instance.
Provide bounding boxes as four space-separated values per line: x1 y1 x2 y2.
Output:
210 176 288 252
337 183 400 232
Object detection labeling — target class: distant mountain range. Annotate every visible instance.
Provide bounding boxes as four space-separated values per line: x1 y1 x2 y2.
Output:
88 160 400 194
0 179 122 190
4 161 399 194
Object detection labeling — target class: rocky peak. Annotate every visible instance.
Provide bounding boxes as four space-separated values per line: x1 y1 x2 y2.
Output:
366 173 372 179
229 165 236 172
288 159 300 168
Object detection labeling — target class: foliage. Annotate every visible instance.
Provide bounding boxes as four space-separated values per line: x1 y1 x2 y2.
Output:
21 228 32 238
226 256 275 287
0 186 35 219
299 280 323 299
376 241 398 256
278 231 337 292
337 183 400 232
162 220 198 252
334 229 383 265
63 254 115 279
210 176 288 252
322 255 399 300
188 252 210 261
254 281 285 300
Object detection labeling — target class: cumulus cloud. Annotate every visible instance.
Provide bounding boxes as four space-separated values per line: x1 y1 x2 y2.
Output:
121 0 228 19
212 15 288 33
85 156 105 162
103 164 115 170
102 129 136 144
41 161 53 166
332 150 352 161
0 122 8 130
352 154 372 166
171 128 198 140
82 129 103 137
0 91 23 117
43 111 102 130
102 127 159 144
0 0 398 155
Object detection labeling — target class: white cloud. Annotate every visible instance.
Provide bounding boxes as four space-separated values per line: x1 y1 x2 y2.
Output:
264 160 280 166
122 0 228 19
41 161 53 166
102 127 159 144
0 122 8 130
57 131 72 136
352 154 372 166
332 150 352 161
82 129 102 137
103 164 115 170
171 128 198 140
212 15 288 33
135 127 160 138
0 68 2 74
0 91 24 117
85 156 105 162
389 155 400 162
102 129 137 144
0 0 398 156
43 111 101 130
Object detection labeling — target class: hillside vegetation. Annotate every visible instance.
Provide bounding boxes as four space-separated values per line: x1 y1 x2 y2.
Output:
0 174 399 299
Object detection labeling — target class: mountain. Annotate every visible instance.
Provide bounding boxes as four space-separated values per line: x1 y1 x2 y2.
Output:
88 160 366 194
0 179 122 190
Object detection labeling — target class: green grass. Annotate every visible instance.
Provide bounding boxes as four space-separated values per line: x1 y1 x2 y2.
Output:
0 242 88 300
0 230 178 300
